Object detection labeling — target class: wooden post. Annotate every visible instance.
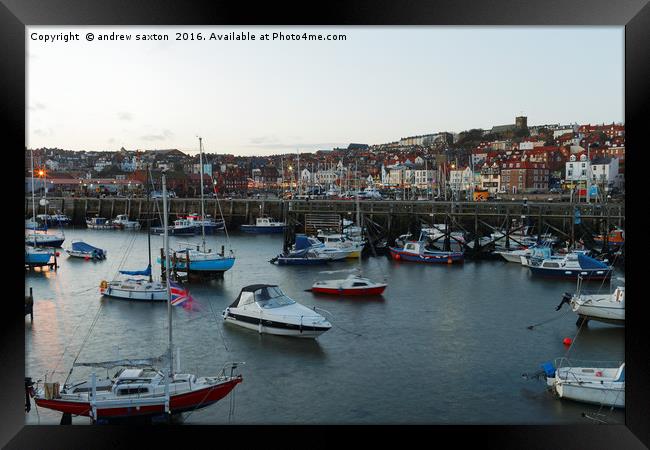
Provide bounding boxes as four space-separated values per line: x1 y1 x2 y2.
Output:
110 199 115 220
537 205 543 244
505 210 510 250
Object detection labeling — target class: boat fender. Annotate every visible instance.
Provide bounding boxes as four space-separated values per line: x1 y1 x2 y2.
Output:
99 280 108 293
615 290 622 302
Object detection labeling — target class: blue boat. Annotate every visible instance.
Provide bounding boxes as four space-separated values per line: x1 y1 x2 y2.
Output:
528 252 613 280
185 213 225 234
162 248 236 272
270 234 330 265
240 217 286 234
388 241 464 264
25 246 54 265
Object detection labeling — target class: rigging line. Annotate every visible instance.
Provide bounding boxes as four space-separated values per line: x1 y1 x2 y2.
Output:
214 193 233 253
206 296 231 353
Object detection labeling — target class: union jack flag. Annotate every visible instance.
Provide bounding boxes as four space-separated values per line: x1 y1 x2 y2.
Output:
169 281 192 306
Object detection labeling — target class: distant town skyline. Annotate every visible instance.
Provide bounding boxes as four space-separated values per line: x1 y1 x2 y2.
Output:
28 26 623 156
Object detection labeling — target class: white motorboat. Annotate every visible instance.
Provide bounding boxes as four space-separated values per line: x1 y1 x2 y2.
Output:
570 286 625 326
315 232 364 259
306 236 353 260
112 214 141 230
223 284 332 338
556 276 625 326
543 358 625 408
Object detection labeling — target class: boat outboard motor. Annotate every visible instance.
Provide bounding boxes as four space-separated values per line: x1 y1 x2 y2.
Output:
555 293 573 311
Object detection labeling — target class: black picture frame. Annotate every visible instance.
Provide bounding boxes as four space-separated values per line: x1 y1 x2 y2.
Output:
3 1 648 448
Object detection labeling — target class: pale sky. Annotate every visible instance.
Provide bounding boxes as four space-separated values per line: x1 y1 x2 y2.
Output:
27 26 623 156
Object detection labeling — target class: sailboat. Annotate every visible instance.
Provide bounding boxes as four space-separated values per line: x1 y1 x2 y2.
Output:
160 137 236 275
310 186 387 296
33 172 243 422
101 165 167 301
26 149 65 248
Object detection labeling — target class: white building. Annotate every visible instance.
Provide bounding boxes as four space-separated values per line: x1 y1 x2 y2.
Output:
412 169 436 189
449 167 474 192
590 157 620 189
315 170 338 186
565 154 590 182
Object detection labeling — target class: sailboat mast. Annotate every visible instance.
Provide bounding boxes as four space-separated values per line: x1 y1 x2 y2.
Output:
162 173 173 376
198 137 206 253
146 164 153 282
30 149 36 224
356 168 362 272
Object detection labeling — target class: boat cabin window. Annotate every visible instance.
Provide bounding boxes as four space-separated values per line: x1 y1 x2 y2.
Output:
327 238 342 243
352 282 368 287
255 286 296 308
542 262 560 268
117 387 150 396
405 243 417 251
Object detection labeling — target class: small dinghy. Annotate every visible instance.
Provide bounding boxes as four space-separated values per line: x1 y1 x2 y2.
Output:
311 273 387 296
223 284 332 337
66 240 107 260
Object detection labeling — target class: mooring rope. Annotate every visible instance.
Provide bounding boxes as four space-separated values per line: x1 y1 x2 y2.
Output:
312 306 362 337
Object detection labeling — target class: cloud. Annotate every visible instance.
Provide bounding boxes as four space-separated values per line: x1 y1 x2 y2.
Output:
117 112 133 121
140 129 174 141
249 135 280 145
108 138 117 144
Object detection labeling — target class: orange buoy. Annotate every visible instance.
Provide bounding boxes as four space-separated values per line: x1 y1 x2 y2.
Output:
55 252 60 257
447 257 452 264
563 337 572 346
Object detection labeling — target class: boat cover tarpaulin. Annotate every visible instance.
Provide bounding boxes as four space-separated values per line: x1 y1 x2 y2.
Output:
577 253 610 269
294 235 311 251
119 264 152 276
72 241 105 254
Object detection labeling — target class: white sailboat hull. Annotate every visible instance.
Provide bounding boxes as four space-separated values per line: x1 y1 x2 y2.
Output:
102 281 168 302
551 379 625 408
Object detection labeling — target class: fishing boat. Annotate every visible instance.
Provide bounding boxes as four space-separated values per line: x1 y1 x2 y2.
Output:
240 217 286 234
86 217 114 230
159 137 236 275
223 284 332 337
593 227 625 249
66 240 107 260
185 213 224 234
152 218 197 236
388 241 464 264
102 166 167 302
37 213 72 227
542 358 625 408
527 252 612 280
112 214 141 230
33 172 243 422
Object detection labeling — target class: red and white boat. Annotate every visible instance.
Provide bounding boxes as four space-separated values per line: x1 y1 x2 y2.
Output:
311 274 387 296
32 173 243 423
34 361 242 420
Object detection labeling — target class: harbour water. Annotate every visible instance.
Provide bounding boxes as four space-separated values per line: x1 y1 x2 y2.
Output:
25 228 624 425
